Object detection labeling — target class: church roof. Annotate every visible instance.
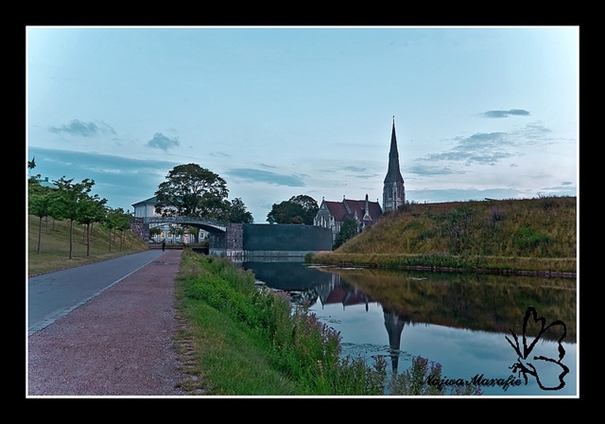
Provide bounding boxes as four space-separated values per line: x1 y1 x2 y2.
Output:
321 197 382 223
343 198 382 221
323 200 349 222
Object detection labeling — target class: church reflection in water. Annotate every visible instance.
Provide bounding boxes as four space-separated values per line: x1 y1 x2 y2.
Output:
242 261 409 372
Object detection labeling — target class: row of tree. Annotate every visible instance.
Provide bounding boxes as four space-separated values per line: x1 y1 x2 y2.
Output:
28 173 133 258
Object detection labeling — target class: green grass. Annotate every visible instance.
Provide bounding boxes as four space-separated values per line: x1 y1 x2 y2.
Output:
313 196 577 275
27 215 149 276
175 298 298 395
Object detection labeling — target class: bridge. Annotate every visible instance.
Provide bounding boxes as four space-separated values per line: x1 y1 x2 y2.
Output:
142 215 228 234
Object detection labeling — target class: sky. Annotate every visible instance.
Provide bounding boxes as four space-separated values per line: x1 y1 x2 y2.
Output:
26 26 579 223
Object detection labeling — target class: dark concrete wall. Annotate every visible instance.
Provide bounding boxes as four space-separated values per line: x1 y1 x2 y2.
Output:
243 224 332 252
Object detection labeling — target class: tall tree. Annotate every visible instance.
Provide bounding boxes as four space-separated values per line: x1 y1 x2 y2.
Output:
28 176 56 254
76 193 108 256
228 197 254 223
333 216 360 249
104 207 131 251
154 163 229 219
266 195 319 225
52 177 96 259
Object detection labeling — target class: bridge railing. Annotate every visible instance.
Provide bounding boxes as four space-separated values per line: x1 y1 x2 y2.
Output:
143 215 229 228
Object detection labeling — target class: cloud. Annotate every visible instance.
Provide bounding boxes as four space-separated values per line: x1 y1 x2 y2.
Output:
423 132 513 165
408 187 524 203
26 147 181 211
341 166 380 179
483 109 530 118
520 122 553 142
209 151 230 158
343 166 368 173
225 168 306 187
49 119 117 137
407 164 466 176
146 132 180 151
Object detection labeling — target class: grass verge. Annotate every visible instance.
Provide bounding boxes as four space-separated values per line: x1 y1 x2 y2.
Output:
310 252 576 277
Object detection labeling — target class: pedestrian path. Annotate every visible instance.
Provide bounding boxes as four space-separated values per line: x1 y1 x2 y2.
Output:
27 250 186 396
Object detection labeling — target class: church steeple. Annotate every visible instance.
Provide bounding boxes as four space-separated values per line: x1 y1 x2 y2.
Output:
383 117 405 212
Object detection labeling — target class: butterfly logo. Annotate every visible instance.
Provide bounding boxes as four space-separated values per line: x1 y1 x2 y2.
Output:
505 306 569 391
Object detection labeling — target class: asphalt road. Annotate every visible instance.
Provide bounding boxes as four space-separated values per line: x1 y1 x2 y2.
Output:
27 250 166 334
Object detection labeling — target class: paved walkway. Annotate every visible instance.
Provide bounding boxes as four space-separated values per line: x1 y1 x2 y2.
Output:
27 250 187 396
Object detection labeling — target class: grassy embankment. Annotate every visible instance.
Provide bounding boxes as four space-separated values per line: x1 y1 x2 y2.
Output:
312 196 577 276
174 249 480 395
27 215 149 276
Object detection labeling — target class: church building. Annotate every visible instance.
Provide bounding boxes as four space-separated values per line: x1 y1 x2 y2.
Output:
313 117 406 240
314 194 383 241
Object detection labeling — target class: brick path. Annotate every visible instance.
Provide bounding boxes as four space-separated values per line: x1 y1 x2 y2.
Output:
27 250 187 396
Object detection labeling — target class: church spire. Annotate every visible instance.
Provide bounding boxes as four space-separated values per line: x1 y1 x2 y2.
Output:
384 117 404 185
382 117 405 212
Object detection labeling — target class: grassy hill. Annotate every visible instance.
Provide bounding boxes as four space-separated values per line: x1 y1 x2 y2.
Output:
313 196 577 275
27 215 149 276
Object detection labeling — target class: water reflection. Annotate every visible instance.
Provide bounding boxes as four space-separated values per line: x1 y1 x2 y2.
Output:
241 260 577 396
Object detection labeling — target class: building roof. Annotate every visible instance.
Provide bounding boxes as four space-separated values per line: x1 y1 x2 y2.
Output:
323 201 349 222
343 198 382 222
132 196 157 207
39 177 57 189
321 196 382 223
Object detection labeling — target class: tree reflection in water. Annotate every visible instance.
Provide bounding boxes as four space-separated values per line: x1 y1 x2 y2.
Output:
242 260 577 395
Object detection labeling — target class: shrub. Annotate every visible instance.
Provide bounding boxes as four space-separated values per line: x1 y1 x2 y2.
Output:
514 225 551 254
389 356 482 395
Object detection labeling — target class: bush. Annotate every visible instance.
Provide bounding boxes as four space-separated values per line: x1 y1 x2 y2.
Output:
389 356 482 395
514 225 551 254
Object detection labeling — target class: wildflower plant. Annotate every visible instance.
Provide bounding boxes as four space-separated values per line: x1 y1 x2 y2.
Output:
389 356 482 396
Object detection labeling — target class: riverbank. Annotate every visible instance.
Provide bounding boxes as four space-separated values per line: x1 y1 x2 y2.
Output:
312 196 577 277
309 252 576 278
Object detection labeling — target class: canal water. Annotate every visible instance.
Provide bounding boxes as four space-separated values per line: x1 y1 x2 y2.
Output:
240 259 578 397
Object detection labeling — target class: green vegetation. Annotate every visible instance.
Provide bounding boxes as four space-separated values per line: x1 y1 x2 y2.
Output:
174 250 481 395
333 216 359 249
28 170 143 269
266 195 319 225
313 196 576 275
154 163 254 223
27 215 148 276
